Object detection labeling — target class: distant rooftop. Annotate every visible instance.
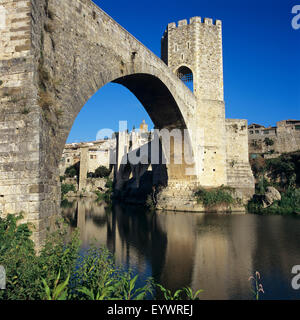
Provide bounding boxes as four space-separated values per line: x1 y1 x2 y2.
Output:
249 119 300 129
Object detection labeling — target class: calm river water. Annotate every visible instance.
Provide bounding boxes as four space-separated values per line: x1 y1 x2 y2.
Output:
62 199 300 300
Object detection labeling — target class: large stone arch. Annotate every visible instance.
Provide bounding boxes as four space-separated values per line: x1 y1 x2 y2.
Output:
0 0 255 245
0 0 199 245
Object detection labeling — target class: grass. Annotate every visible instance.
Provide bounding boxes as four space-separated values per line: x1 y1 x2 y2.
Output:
194 185 235 208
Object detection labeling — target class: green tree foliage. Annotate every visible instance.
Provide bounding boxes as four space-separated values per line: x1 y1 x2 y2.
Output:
248 152 300 215
250 151 300 191
266 152 299 189
95 179 113 203
250 156 266 179
88 166 111 178
264 137 274 147
64 163 80 178
61 183 76 197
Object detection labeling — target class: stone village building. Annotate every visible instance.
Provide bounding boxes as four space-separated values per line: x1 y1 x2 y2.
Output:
248 120 300 158
61 118 300 182
59 120 152 177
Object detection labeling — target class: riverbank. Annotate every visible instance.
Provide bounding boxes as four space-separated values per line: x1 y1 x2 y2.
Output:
247 187 300 215
247 151 300 215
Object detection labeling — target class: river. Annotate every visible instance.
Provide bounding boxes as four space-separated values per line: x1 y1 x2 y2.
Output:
62 198 300 300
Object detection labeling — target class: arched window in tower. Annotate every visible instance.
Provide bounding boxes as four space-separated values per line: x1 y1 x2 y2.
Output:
176 66 194 92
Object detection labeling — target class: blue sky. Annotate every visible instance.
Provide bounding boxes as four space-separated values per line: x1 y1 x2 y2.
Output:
67 0 300 143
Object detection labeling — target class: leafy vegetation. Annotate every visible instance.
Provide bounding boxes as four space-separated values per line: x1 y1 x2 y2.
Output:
194 186 235 208
88 166 111 179
265 152 299 189
0 214 202 300
94 178 113 203
248 187 300 215
61 183 76 198
0 214 79 300
264 137 274 147
248 152 300 215
64 163 80 178
250 151 300 191
156 284 202 300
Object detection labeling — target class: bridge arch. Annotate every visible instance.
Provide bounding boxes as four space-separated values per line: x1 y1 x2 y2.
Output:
0 0 200 246
43 0 198 238
0 0 256 246
61 72 195 201
45 0 199 196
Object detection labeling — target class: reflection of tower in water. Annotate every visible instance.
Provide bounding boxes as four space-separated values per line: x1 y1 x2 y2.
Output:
157 213 256 299
191 214 256 299
63 201 258 299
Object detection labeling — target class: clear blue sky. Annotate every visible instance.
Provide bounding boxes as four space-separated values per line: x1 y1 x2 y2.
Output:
67 0 300 143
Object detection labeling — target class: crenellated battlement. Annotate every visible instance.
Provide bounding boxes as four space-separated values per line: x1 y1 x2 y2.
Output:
161 13 224 100
167 17 222 31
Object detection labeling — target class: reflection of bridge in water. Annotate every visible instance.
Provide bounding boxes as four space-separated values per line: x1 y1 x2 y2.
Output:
63 199 258 299
63 199 300 299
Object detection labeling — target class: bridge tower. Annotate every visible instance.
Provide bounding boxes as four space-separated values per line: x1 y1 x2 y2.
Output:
161 17 227 187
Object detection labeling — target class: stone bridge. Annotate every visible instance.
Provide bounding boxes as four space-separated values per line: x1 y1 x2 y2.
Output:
0 0 254 245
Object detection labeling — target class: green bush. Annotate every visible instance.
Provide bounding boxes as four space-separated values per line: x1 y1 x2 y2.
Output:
94 179 113 203
65 163 79 178
194 186 235 208
247 188 300 215
61 183 76 197
88 166 111 178
265 152 300 189
249 152 300 215
250 156 266 179
0 214 202 300
0 214 79 300
264 137 274 147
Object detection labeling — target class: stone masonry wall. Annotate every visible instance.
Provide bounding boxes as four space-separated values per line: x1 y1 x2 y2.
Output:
0 0 202 245
0 0 61 247
226 119 255 201
249 123 300 156
162 18 227 187
162 17 223 101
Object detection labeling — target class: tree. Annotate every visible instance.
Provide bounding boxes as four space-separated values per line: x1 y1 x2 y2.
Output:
264 137 274 147
92 166 111 178
65 163 80 178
